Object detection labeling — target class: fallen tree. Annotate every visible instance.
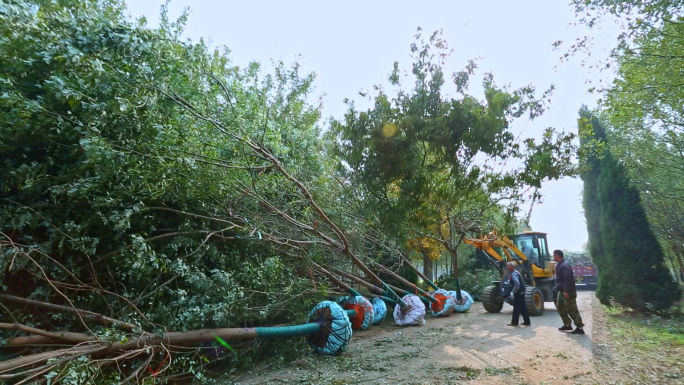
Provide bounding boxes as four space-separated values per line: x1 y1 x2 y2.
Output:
0 1 404 382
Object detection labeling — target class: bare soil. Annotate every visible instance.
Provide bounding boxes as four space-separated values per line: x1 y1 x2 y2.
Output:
233 292 600 384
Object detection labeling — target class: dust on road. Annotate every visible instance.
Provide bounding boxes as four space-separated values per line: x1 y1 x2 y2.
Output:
235 292 596 385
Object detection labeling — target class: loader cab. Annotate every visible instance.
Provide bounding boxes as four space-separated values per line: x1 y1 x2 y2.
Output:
510 231 550 268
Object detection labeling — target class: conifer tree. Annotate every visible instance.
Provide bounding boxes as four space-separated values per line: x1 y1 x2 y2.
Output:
580 108 681 310
597 151 681 310
578 107 609 300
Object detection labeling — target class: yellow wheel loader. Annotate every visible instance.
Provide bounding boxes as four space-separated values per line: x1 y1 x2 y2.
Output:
463 230 557 316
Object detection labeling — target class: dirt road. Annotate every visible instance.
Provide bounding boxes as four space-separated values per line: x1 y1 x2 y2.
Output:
235 292 596 384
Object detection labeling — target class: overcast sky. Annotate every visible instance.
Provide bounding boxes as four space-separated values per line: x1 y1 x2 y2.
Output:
125 0 620 252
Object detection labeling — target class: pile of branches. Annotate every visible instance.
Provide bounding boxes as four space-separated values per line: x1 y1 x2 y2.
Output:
0 233 323 383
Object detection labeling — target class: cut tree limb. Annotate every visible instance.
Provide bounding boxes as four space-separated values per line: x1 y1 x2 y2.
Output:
1 335 77 347
0 323 95 345
0 295 137 331
0 345 107 373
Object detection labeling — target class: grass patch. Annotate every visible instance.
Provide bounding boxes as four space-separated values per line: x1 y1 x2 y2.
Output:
327 380 353 385
483 366 520 376
604 306 684 350
592 300 684 384
439 366 481 380
439 365 519 380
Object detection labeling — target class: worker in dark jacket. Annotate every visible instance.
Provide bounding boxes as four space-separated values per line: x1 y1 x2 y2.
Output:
554 250 584 334
505 262 531 326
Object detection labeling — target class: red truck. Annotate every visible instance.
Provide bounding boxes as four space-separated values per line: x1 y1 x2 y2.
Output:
564 253 598 289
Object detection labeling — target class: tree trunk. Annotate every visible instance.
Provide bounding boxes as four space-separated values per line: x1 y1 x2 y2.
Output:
676 250 684 283
449 248 462 301
670 244 684 283
423 254 433 282
669 258 680 283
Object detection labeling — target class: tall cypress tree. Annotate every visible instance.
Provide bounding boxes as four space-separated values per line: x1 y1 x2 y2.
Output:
578 107 609 300
580 108 681 310
597 151 681 310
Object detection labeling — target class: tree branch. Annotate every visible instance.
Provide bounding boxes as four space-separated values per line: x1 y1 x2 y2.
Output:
0 295 138 331
0 345 107 373
0 323 95 344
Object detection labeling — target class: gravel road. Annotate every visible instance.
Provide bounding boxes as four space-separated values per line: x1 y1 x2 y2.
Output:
234 291 597 384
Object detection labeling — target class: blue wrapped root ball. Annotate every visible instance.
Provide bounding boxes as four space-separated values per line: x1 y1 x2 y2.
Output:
306 301 353 355
431 289 456 317
370 297 387 325
339 295 375 331
450 290 474 313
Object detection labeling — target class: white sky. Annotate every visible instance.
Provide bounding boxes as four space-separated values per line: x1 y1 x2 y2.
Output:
124 0 620 252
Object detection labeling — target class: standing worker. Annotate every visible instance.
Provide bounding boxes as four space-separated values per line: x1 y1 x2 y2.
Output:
504 262 531 326
554 250 585 334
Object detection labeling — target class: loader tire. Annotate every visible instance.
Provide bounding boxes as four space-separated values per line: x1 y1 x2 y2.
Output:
482 285 503 313
526 286 544 316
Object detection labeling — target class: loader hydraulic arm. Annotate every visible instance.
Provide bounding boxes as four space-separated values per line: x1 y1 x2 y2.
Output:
463 230 555 280
462 231 529 263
